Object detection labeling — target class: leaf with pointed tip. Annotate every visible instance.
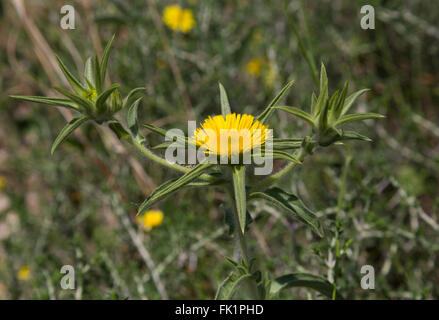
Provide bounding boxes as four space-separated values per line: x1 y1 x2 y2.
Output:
338 130 372 142
224 207 254 236
94 54 102 93
151 141 186 150
84 57 94 87
334 113 384 126
232 165 247 234
137 162 213 213
122 87 146 109
273 106 315 126
127 97 142 138
270 273 341 299
253 150 302 164
319 63 328 100
143 123 192 146
100 34 115 86
56 55 86 95
51 116 89 154
96 84 120 113
249 187 323 237
272 138 302 150
310 92 318 115
341 88 370 116
215 271 251 300
219 82 232 116
53 86 94 112
313 64 329 119
334 81 348 119
10 95 80 112
256 80 295 124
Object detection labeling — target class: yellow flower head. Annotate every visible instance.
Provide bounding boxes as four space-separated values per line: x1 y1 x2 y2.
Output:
0 176 6 190
163 5 195 33
137 210 164 231
246 58 264 77
17 266 31 281
193 113 271 157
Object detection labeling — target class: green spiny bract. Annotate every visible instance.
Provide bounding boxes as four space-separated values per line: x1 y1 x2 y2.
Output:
274 63 384 148
10 34 145 154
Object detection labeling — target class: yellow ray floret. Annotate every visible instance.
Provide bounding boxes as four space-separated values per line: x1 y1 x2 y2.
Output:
193 113 271 156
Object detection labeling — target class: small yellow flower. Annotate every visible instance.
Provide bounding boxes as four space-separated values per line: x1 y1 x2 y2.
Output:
137 210 164 231
0 176 6 190
179 9 196 33
83 88 97 101
246 58 264 77
17 266 31 281
193 113 271 157
163 5 195 33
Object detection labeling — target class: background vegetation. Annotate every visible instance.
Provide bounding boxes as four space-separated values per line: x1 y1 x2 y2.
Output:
0 0 438 299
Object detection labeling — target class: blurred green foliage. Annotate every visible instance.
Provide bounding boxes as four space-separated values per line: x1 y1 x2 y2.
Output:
0 0 438 299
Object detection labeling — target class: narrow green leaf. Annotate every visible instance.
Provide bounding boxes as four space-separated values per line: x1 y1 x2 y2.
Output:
56 55 87 95
137 162 213 213
334 113 384 126
256 80 295 124
94 54 102 93
100 34 115 86
51 116 89 154
143 123 192 146
219 82 232 116
84 57 94 87
232 165 247 234
122 87 146 109
53 86 94 112
151 141 186 150
313 64 329 118
273 106 315 126
270 273 341 299
310 92 318 115
272 138 302 150
334 81 348 119
339 130 372 142
127 97 142 137
215 271 251 300
10 95 80 111
341 88 370 116
96 84 120 113
319 63 328 100
249 187 323 237
224 207 254 236
254 150 301 164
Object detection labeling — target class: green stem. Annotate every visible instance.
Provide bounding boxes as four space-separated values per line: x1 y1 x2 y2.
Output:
128 136 217 182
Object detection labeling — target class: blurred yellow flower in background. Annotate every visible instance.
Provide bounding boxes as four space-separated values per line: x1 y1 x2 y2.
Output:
0 176 6 190
17 266 31 281
163 5 195 33
246 58 264 77
137 210 164 231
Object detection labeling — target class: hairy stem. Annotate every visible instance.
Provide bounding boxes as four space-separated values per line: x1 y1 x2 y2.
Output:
127 136 217 182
